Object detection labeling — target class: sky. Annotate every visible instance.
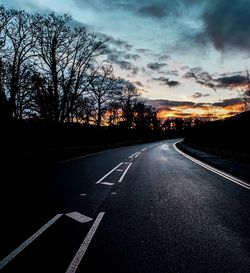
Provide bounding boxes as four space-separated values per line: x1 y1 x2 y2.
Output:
1 0 250 119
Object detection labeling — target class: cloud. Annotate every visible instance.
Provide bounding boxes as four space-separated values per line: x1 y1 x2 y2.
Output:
147 62 167 71
149 97 243 119
98 33 133 51
184 68 247 90
124 53 140 60
138 4 167 18
135 48 151 54
134 81 144 87
215 75 247 89
212 98 243 107
165 70 179 77
202 0 250 51
152 77 180 87
191 92 210 99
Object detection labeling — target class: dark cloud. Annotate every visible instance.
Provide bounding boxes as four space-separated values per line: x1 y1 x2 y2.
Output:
148 97 243 112
191 92 210 99
135 48 151 54
124 53 140 60
215 75 247 89
212 98 243 107
202 0 250 51
184 68 247 90
98 33 133 50
138 4 167 18
127 66 139 77
152 77 180 87
148 99 195 108
167 80 180 87
147 62 167 71
165 70 179 77
116 60 134 70
134 81 144 87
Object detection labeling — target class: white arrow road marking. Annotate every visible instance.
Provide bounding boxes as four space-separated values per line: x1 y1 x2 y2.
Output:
118 163 132 183
0 214 63 271
65 212 105 273
174 142 250 190
96 162 124 184
66 212 93 223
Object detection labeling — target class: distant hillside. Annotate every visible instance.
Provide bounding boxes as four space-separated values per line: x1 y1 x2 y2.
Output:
184 111 250 163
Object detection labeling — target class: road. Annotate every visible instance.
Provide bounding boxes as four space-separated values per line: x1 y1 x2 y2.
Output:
0 139 250 273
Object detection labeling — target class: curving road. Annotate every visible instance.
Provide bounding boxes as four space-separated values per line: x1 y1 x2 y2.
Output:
0 139 250 273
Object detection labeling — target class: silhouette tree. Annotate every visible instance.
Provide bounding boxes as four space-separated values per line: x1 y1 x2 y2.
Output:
88 64 121 127
33 12 107 122
119 81 139 129
2 9 36 118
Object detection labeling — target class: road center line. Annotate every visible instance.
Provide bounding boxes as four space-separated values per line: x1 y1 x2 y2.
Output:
128 152 139 159
96 162 124 184
174 142 250 190
118 163 132 183
65 212 105 273
134 152 141 158
141 148 148 152
0 214 63 271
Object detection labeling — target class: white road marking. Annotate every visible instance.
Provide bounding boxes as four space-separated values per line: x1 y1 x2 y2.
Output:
124 162 130 164
129 152 139 159
66 212 93 223
65 212 105 273
134 152 141 158
80 193 86 197
0 214 63 270
118 163 132 183
100 182 115 186
174 142 250 190
115 169 124 172
141 148 148 152
96 162 124 184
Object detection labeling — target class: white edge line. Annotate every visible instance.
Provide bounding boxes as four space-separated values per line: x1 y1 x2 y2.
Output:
174 142 250 190
134 152 141 158
96 162 124 184
0 214 63 270
65 212 105 273
118 163 132 183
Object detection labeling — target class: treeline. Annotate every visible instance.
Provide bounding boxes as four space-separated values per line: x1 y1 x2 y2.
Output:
0 7 159 130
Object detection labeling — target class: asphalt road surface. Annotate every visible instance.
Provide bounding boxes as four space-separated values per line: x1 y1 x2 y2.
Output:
1 139 250 273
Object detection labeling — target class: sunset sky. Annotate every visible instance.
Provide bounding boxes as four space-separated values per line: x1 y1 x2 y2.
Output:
1 0 250 119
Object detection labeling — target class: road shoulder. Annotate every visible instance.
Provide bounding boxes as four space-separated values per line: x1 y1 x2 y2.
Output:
176 141 250 183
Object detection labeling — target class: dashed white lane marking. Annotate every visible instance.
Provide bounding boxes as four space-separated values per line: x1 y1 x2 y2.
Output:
141 148 148 152
134 152 141 158
100 182 115 186
66 212 93 223
174 142 250 191
129 152 139 159
96 162 124 184
65 212 105 273
0 214 63 271
115 169 123 172
118 163 133 183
